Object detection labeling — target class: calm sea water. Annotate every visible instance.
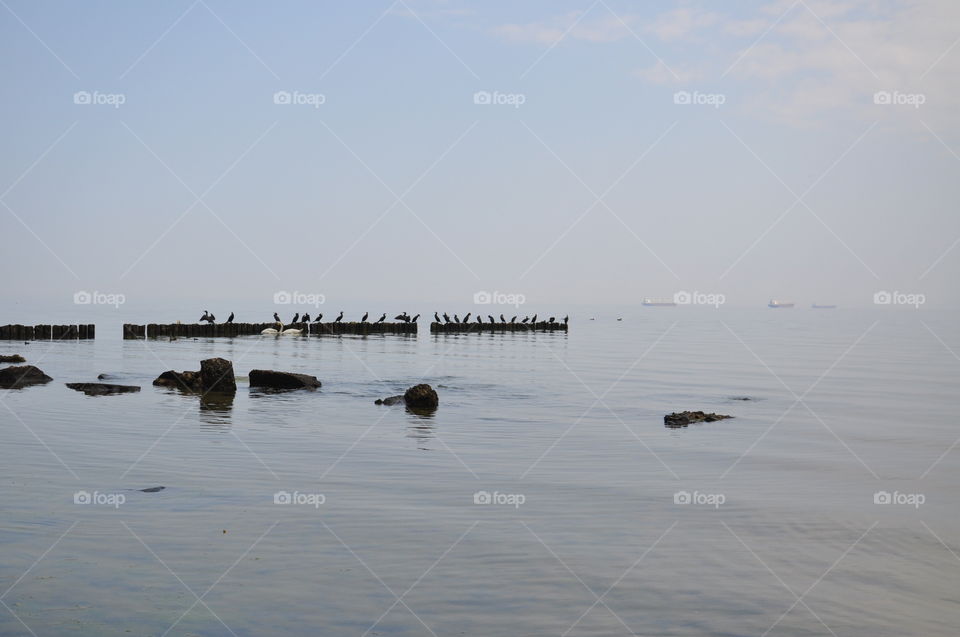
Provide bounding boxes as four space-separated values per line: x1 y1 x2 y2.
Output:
1 307 958 636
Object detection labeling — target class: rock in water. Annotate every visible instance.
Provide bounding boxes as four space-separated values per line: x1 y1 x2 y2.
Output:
375 395 405 406
66 383 141 396
404 384 439 409
0 354 26 363
139 486 165 493
0 365 52 389
153 370 202 392
200 357 236 394
664 411 732 428
248 369 321 390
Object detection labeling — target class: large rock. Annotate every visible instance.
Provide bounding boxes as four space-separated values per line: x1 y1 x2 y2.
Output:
404 384 439 409
200 357 236 394
0 365 52 389
664 411 732 428
153 370 202 392
66 382 141 396
249 369 321 390
0 354 26 363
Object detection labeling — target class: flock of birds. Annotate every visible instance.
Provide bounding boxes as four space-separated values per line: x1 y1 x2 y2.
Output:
195 310 570 336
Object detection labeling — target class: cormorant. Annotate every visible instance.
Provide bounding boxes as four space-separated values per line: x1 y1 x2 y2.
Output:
411 314 420 323
548 317 556 323
521 317 529 323
463 313 471 322
563 315 569 325
361 312 369 323
226 312 234 324
531 314 538 324
335 311 344 323
302 313 310 323
394 313 406 321
500 314 506 323
443 313 451 323
434 312 441 323
199 310 215 324
488 315 495 323
291 313 299 324
273 312 281 323
314 314 323 322
454 314 460 323
376 313 386 323
510 316 517 323
477 315 483 323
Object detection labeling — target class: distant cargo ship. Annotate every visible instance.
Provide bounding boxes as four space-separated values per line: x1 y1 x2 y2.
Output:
768 299 795 308
811 304 837 309
642 298 677 307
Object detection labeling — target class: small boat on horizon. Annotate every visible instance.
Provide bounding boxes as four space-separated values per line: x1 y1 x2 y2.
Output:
768 299 795 308
811 304 837 309
642 297 677 307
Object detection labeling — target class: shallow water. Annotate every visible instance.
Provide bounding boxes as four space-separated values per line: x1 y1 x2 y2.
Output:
1 308 958 636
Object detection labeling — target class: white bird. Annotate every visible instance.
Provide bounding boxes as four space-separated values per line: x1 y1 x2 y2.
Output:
261 322 304 336
261 322 281 335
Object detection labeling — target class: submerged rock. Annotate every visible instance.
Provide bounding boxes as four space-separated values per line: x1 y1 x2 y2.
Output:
0 354 26 363
66 382 141 396
139 486 165 493
200 357 236 394
153 370 202 392
0 365 52 389
664 411 732 428
376 384 439 411
248 369 321 390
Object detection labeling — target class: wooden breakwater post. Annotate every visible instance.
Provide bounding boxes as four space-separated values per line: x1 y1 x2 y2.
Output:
429 321 568 333
125 321 418 339
0 324 95 340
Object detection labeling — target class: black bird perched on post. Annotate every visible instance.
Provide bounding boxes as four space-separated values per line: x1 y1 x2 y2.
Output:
443 313 451 323
411 314 419 323
563 315 569 325
274 312 281 323
454 314 460 323
531 314 538 324
463 313 471 322
226 312 234 324
500 314 506 323
434 312 441 323
314 313 323 322
510 316 517 323
291 313 299 324
199 310 213 323
394 313 407 321
335 311 344 323
488 315 495 323
302 313 310 323
361 312 369 323
376 313 386 323
548 317 556 324
477 315 483 323
521 317 529 323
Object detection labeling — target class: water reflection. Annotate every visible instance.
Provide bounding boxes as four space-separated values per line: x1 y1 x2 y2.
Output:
199 391 234 429
406 409 436 450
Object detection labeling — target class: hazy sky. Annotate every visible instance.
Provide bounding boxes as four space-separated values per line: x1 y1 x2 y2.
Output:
1 0 958 310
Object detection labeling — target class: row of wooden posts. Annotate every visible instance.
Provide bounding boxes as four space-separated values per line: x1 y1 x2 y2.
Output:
0 324 95 340
122 322 420 339
430 321 568 333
